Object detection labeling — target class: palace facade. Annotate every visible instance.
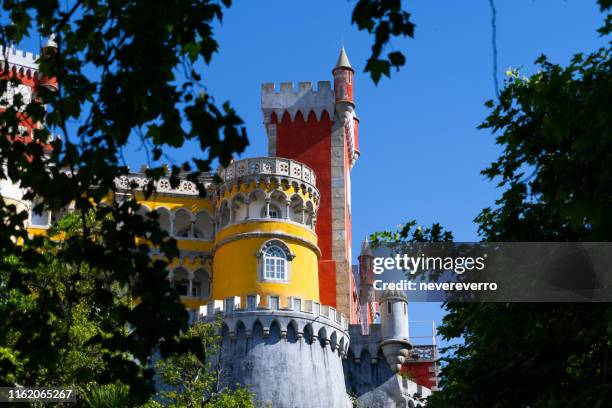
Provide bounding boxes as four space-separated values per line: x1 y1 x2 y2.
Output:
1 42 437 407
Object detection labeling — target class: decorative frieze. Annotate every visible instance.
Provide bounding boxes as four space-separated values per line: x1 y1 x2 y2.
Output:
114 173 213 196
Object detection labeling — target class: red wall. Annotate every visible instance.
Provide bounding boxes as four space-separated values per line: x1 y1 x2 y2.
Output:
400 361 437 390
273 110 337 307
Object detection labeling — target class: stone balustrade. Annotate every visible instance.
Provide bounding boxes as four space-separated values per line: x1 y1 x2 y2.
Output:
218 157 317 190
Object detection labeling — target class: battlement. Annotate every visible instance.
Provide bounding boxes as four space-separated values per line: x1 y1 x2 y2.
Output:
261 81 335 122
197 295 350 355
199 295 348 329
0 45 40 71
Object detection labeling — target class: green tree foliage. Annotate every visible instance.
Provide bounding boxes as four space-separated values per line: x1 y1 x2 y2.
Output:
429 58 612 408
372 3 612 407
351 0 415 83
154 322 254 408
0 211 127 389
429 7 612 408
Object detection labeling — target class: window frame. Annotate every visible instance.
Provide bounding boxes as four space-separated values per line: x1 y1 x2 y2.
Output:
256 239 294 283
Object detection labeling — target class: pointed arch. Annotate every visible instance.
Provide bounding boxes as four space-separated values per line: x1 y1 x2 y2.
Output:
317 327 328 348
192 268 210 299
287 320 298 344
194 210 213 240
218 200 230 228
281 111 291 123
173 208 192 238
231 193 248 222
294 110 305 123
303 323 314 345
267 320 281 345
171 266 190 296
330 331 338 352
320 110 331 122
153 206 171 233
289 193 305 223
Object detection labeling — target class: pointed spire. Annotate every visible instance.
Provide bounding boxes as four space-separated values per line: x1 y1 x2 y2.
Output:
335 46 352 69
360 237 373 257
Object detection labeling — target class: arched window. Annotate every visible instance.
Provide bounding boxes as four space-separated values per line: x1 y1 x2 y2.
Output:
155 208 171 234
264 246 286 280
194 211 213 240
258 240 293 282
172 267 190 296
219 201 230 228
192 268 210 299
173 209 192 238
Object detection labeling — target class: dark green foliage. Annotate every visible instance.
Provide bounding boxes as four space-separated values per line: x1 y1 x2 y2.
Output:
370 220 453 244
352 0 415 83
476 48 612 242
374 3 612 407
429 6 612 408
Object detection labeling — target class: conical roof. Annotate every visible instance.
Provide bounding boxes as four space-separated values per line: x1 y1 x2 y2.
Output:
335 47 352 69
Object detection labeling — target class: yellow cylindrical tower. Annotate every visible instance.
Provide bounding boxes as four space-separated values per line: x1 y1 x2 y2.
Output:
211 157 320 308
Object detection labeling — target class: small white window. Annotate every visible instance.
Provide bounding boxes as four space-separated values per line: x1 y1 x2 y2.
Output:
264 245 286 280
258 240 293 283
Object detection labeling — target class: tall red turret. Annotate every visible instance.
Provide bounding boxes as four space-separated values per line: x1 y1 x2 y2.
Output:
261 48 360 316
333 47 354 105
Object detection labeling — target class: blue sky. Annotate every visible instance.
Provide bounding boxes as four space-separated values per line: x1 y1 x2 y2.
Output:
151 0 604 345
15 1 609 348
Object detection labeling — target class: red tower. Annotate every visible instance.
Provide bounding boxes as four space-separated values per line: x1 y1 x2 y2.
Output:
261 48 360 315
0 36 57 144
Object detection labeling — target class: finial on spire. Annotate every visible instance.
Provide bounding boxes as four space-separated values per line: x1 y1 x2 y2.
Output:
335 46 352 69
